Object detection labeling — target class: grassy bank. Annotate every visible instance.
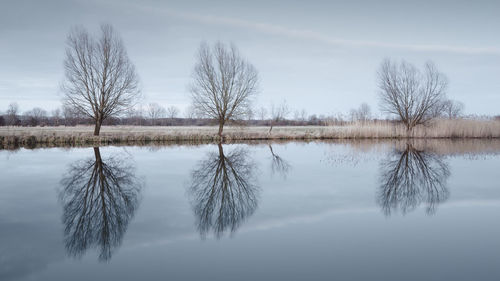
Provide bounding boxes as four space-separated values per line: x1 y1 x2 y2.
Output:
1 119 500 148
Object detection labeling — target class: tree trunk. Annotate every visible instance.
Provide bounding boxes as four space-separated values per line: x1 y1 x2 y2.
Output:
218 120 224 138
405 122 413 138
94 118 102 136
93 147 102 162
217 142 224 158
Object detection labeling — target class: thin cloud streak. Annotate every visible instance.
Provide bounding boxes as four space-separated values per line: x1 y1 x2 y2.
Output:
153 8 500 56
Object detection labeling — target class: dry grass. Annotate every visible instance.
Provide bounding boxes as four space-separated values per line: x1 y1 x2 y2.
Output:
1 119 499 148
331 119 500 139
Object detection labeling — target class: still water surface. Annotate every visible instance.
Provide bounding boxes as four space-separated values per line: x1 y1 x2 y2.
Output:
1 140 500 281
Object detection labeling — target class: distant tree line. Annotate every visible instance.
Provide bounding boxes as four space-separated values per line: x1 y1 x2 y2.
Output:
0 99 352 127
0 98 475 129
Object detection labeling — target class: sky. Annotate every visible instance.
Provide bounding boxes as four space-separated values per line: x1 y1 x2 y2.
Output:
1 0 499 117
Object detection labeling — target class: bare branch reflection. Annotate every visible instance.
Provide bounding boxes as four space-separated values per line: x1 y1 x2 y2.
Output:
378 143 450 216
188 143 259 239
268 144 291 179
59 147 142 261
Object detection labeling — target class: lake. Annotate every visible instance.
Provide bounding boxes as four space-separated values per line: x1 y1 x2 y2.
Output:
1 140 500 281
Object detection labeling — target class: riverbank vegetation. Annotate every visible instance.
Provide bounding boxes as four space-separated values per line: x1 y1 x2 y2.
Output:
1 118 500 148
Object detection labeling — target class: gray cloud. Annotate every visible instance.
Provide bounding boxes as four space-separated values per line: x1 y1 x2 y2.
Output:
1 0 499 115
157 8 500 56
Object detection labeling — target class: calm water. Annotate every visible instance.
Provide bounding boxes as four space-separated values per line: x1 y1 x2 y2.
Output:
1 140 500 281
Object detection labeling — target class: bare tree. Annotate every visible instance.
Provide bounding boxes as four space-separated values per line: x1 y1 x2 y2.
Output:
124 105 145 126
257 106 268 121
184 105 197 119
62 24 141 135
6 102 19 126
378 59 448 131
299 109 308 122
190 41 259 138
349 108 358 122
308 114 318 123
292 108 309 122
441 99 464 119
358 103 371 122
166 105 179 119
147 102 166 125
269 100 289 133
32 107 47 119
24 107 48 126
350 102 372 123
246 108 255 121
62 104 83 126
51 108 62 126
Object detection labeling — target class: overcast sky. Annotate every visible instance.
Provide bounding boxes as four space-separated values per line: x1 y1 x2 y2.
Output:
1 0 499 117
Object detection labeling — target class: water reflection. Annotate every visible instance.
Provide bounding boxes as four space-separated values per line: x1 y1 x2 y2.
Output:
188 143 259 239
268 144 291 179
59 147 142 261
378 142 450 216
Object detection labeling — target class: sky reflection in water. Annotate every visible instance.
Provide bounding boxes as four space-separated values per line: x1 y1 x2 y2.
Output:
1 140 500 281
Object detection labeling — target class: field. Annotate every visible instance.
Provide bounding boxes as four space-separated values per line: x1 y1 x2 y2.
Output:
1 119 500 148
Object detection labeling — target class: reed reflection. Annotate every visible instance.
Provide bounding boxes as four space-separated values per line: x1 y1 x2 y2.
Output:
378 142 450 216
59 147 142 261
188 143 259 239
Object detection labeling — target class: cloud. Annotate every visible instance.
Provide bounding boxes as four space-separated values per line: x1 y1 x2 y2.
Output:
153 8 500 56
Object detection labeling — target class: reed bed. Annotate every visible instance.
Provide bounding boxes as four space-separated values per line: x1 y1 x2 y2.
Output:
1 119 499 148
332 119 500 139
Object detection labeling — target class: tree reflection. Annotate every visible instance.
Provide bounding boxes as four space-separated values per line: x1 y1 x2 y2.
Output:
378 143 450 216
188 143 259 239
269 144 291 179
59 147 142 261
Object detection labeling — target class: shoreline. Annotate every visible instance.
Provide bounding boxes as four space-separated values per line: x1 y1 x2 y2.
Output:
1 134 500 157
1 120 500 149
